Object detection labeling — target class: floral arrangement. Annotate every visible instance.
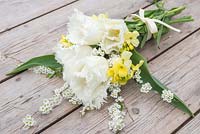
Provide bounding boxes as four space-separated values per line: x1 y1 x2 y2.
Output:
7 1 194 133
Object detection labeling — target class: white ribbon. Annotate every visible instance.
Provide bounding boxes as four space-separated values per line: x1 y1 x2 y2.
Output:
129 9 181 40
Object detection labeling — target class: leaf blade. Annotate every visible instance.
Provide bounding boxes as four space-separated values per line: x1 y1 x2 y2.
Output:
131 49 193 116
7 55 62 75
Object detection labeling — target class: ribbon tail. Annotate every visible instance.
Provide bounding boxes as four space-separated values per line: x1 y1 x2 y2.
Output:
153 19 181 32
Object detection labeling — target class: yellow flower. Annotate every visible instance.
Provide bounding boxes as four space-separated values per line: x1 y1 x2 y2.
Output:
59 35 73 48
114 61 128 77
120 31 139 52
132 60 144 71
107 59 128 85
92 14 108 20
107 51 144 85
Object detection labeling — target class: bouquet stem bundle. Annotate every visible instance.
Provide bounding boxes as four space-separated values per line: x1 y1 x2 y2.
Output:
125 2 193 48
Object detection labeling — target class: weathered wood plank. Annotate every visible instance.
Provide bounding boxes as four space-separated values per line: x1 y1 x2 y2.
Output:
0 0 154 133
0 0 199 82
0 0 153 82
0 73 77 134
177 113 200 134
0 0 77 33
0 0 198 133
41 29 200 134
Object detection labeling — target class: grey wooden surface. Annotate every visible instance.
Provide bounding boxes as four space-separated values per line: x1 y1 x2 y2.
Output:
0 0 199 133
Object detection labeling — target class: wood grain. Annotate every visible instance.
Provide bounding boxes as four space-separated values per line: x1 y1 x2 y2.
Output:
42 29 200 134
0 73 78 134
177 113 200 134
0 0 154 133
0 0 78 33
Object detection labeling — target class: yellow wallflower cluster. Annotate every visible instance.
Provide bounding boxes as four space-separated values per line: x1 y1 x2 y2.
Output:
107 51 144 85
59 35 73 48
120 31 139 52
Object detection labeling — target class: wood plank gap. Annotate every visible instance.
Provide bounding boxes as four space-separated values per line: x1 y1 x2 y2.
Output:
36 105 82 134
0 0 79 35
148 27 200 63
172 106 200 134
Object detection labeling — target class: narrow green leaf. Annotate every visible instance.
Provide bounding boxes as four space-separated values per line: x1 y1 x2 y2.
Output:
131 49 193 116
140 32 148 48
153 76 194 116
156 21 164 47
168 16 194 24
165 6 186 17
7 55 62 75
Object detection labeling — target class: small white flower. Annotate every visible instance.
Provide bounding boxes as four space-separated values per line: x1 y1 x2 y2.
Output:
29 66 55 75
140 82 152 93
22 114 36 130
92 47 105 57
68 96 82 105
61 88 74 99
48 95 63 106
108 103 126 133
54 83 69 95
109 84 121 99
161 90 174 103
39 99 53 114
115 96 124 102
133 69 143 84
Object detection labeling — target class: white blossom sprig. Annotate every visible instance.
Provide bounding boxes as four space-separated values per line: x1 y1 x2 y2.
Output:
161 89 174 103
22 114 36 130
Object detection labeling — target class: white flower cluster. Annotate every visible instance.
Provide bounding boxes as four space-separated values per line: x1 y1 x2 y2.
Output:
39 83 82 114
54 83 69 95
108 103 126 133
29 66 55 75
140 82 152 93
92 47 105 57
161 89 174 103
22 114 36 130
108 54 120 67
133 70 153 94
133 69 143 84
109 84 121 98
39 95 62 114
115 96 124 102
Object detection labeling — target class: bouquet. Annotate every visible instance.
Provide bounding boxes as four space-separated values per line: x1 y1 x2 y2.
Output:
8 1 194 133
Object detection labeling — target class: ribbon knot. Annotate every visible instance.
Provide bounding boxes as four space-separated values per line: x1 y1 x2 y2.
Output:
129 9 181 39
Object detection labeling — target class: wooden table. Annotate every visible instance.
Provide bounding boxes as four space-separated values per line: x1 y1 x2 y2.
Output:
0 0 200 133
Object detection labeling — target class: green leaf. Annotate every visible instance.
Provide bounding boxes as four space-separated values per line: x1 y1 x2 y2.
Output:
140 27 148 48
156 20 164 47
165 6 186 17
7 55 62 76
168 16 194 24
131 49 193 116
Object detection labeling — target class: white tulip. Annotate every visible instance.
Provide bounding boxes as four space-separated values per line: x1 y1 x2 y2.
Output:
54 45 109 109
67 9 104 45
100 19 128 53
